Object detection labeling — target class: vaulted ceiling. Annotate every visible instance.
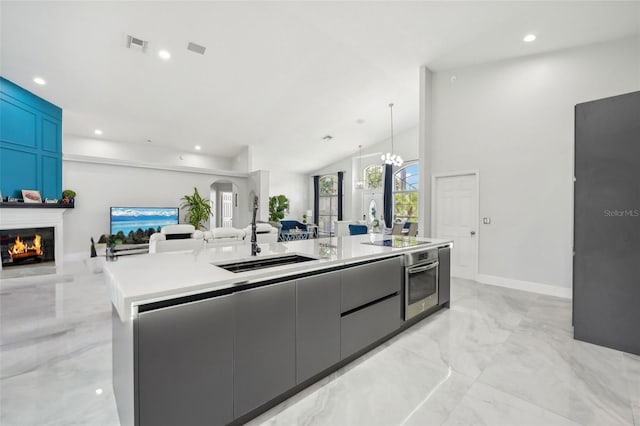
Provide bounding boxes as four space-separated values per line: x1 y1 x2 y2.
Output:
2 1 638 172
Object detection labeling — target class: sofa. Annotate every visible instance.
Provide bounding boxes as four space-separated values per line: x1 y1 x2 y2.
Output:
279 220 307 232
279 220 308 240
203 223 279 246
149 223 280 253
203 227 246 247
243 223 279 243
148 224 204 253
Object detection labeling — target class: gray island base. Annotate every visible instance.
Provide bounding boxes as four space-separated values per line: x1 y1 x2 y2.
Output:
105 235 452 426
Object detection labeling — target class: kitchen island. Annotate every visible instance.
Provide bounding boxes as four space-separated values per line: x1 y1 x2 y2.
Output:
104 234 452 426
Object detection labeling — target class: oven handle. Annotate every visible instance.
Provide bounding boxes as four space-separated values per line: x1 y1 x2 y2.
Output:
407 261 439 274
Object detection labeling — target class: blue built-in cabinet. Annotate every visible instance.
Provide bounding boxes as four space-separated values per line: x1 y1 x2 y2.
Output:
0 77 62 200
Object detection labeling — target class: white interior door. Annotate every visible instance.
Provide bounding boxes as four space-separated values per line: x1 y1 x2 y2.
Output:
434 174 477 280
221 192 233 228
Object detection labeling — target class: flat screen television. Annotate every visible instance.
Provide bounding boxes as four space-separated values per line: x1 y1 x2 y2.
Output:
110 207 179 237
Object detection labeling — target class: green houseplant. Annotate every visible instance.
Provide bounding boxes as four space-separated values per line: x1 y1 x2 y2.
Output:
180 187 213 230
268 195 289 222
62 189 76 204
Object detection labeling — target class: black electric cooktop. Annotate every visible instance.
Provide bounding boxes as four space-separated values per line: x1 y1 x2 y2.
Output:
362 237 431 248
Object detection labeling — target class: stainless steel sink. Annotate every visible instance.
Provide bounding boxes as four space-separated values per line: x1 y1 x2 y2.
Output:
215 255 317 273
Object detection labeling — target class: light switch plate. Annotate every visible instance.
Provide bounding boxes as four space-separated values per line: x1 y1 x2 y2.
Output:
483 217 491 224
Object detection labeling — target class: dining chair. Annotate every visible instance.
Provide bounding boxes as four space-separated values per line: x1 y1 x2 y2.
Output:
391 223 404 235
406 222 418 237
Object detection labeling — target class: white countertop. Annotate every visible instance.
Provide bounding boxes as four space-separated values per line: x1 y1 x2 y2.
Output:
104 234 452 322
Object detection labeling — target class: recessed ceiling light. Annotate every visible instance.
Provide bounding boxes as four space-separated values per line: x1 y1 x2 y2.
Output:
158 50 171 60
33 77 46 85
94 129 103 136
523 34 536 43
195 145 201 150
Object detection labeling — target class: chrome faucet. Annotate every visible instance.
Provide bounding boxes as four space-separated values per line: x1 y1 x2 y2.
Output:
251 195 261 256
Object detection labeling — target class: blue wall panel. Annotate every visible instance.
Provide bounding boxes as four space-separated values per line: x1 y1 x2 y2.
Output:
41 118 59 153
0 148 38 198
0 98 37 148
0 77 62 201
41 155 59 199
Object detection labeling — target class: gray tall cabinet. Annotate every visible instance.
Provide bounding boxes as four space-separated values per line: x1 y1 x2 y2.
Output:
573 90 640 356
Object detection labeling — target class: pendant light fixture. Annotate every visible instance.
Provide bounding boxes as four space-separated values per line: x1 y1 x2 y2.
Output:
355 144 365 190
381 103 403 167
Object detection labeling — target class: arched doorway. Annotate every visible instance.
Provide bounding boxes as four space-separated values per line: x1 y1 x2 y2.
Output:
210 180 240 228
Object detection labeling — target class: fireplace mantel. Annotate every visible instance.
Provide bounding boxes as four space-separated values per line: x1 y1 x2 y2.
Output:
0 203 73 209
0 207 69 270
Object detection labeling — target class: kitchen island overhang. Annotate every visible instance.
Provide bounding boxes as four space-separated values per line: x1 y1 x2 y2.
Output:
104 234 452 426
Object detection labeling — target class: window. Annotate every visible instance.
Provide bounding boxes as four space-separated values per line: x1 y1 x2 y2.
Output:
393 162 419 222
364 165 383 190
318 174 339 234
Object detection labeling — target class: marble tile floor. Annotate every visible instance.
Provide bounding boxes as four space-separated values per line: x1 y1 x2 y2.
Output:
0 260 638 426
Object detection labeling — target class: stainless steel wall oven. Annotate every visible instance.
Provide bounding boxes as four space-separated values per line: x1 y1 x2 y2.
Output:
404 249 439 320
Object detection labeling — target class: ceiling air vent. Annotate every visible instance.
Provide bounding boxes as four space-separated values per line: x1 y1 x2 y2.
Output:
126 35 148 52
187 42 206 55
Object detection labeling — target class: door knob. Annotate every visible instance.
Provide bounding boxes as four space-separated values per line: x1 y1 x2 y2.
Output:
470 231 476 236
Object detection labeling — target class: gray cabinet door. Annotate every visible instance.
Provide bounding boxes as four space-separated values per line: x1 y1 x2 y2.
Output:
341 294 402 359
341 256 403 312
137 295 234 426
234 281 296 418
574 91 640 355
296 271 341 383
438 247 451 305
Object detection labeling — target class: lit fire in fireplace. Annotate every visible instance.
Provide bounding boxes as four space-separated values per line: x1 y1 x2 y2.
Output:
8 234 44 260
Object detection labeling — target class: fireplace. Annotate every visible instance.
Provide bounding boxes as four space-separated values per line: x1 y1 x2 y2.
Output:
0 227 55 267
0 207 68 272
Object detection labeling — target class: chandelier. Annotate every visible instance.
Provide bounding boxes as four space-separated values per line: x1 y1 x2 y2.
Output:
381 103 403 167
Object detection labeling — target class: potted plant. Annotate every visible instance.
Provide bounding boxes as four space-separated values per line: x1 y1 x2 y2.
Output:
62 189 76 205
268 195 289 223
180 187 213 230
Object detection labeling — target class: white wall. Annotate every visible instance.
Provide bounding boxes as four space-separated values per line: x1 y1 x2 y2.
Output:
211 179 247 228
419 67 433 238
352 127 419 222
64 135 233 170
61 134 265 256
310 156 353 226
429 36 640 291
231 145 252 173
62 159 250 255
311 126 419 225
370 126 419 164
248 170 270 222
269 171 310 222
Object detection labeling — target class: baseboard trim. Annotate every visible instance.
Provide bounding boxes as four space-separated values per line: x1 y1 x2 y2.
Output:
475 273 572 299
